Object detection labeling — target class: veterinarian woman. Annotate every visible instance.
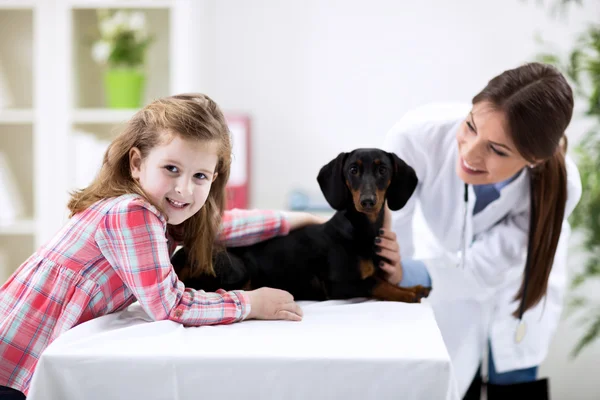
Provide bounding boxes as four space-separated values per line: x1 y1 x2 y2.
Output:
377 62 582 400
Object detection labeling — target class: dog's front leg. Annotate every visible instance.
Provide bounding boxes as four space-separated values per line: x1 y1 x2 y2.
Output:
370 277 428 303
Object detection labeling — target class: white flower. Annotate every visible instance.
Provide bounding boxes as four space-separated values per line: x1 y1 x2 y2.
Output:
112 10 129 29
93 10 151 67
128 12 146 31
99 17 119 39
92 40 111 64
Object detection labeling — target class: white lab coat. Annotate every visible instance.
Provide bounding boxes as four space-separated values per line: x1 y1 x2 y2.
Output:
383 103 582 397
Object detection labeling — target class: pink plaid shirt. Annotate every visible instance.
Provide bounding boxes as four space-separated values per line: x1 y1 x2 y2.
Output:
0 194 290 395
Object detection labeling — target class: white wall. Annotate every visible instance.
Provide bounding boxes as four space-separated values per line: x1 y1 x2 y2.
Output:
187 1 600 398
203 0 596 209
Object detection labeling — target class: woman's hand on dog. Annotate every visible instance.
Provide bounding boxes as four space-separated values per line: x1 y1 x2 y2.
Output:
246 287 304 322
376 229 404 286
378 205 403 286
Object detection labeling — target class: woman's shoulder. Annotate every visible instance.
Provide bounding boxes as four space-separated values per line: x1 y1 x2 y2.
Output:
384 102 467 168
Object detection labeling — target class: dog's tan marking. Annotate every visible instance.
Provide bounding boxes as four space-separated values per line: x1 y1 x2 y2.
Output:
347 178 363 210
371 278 420 303
345 179 353 191
347 179 380 222
348 169 392 222
360 188 388 223
375 188 387 207
359 259 375 279
365 211 378 223
366 179 392 222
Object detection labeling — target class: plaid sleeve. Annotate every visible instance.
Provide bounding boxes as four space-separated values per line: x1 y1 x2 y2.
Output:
217 209 290 247
95 198 250 325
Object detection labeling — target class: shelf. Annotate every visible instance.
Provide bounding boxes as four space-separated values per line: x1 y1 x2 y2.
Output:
0 109 34 124
0 219 35 235
0 0 35 10
0 125 34 218
0 235 34 284
67 0 173 9
72 108 138 124
0 9 33 108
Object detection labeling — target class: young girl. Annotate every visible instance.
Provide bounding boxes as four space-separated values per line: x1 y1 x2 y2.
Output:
0 93 319 399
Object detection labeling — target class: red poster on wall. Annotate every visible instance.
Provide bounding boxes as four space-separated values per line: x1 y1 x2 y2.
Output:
225 114 251 210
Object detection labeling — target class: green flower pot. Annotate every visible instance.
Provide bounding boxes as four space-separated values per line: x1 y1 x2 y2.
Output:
104 68 145 109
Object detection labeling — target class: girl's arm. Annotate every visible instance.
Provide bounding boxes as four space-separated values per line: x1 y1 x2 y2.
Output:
217 209 326 247
95 198 250 326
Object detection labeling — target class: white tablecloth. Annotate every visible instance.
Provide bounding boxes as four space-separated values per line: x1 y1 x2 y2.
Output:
28 299 459 400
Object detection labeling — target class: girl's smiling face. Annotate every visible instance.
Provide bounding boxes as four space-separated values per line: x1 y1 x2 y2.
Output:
130 133 219 225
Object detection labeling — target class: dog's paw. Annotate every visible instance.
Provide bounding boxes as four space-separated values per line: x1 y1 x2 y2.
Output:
413 285 432 301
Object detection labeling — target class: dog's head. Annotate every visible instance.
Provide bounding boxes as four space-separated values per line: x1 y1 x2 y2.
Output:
317 148 418 214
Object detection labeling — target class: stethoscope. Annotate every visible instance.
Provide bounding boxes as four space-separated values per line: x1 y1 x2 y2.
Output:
460 183 532 344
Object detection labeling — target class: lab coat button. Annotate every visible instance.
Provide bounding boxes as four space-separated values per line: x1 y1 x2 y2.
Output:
515 321 527 343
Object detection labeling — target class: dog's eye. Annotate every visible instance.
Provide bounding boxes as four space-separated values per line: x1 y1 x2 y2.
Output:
378 166 387 174
349 166 359 175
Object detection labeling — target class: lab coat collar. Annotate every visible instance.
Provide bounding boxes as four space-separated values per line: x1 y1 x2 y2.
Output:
471 168 531 236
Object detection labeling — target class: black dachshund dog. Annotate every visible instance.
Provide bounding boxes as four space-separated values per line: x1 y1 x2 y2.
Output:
171 148 431 303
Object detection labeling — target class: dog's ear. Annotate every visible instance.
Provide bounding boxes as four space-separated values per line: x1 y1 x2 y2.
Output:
317 152 350 210
386 152 418 211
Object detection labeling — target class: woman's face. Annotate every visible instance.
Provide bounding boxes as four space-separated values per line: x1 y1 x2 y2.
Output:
455 102 531 185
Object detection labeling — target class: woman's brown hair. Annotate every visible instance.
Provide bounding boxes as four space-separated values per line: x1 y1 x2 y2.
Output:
473 62 574 317
68 93 232 278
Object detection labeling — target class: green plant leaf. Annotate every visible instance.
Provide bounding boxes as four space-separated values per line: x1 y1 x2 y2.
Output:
532 18 600 358
571 307 600 358
564 295 587 318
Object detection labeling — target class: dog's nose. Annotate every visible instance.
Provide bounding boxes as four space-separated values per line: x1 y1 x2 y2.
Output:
360 196 376 209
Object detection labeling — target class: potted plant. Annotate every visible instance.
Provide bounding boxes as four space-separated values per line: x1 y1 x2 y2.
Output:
91 10 153 109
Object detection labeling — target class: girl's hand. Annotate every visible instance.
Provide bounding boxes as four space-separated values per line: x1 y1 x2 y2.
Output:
283 211 329 231
246 287 303 321
376 228 403 286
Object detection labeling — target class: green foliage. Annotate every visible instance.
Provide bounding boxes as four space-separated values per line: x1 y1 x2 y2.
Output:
537 17 600 357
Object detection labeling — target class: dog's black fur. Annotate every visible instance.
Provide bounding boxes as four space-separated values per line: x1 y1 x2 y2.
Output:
171 148 431 303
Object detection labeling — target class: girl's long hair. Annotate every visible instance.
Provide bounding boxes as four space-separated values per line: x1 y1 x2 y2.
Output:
68 93 232 277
